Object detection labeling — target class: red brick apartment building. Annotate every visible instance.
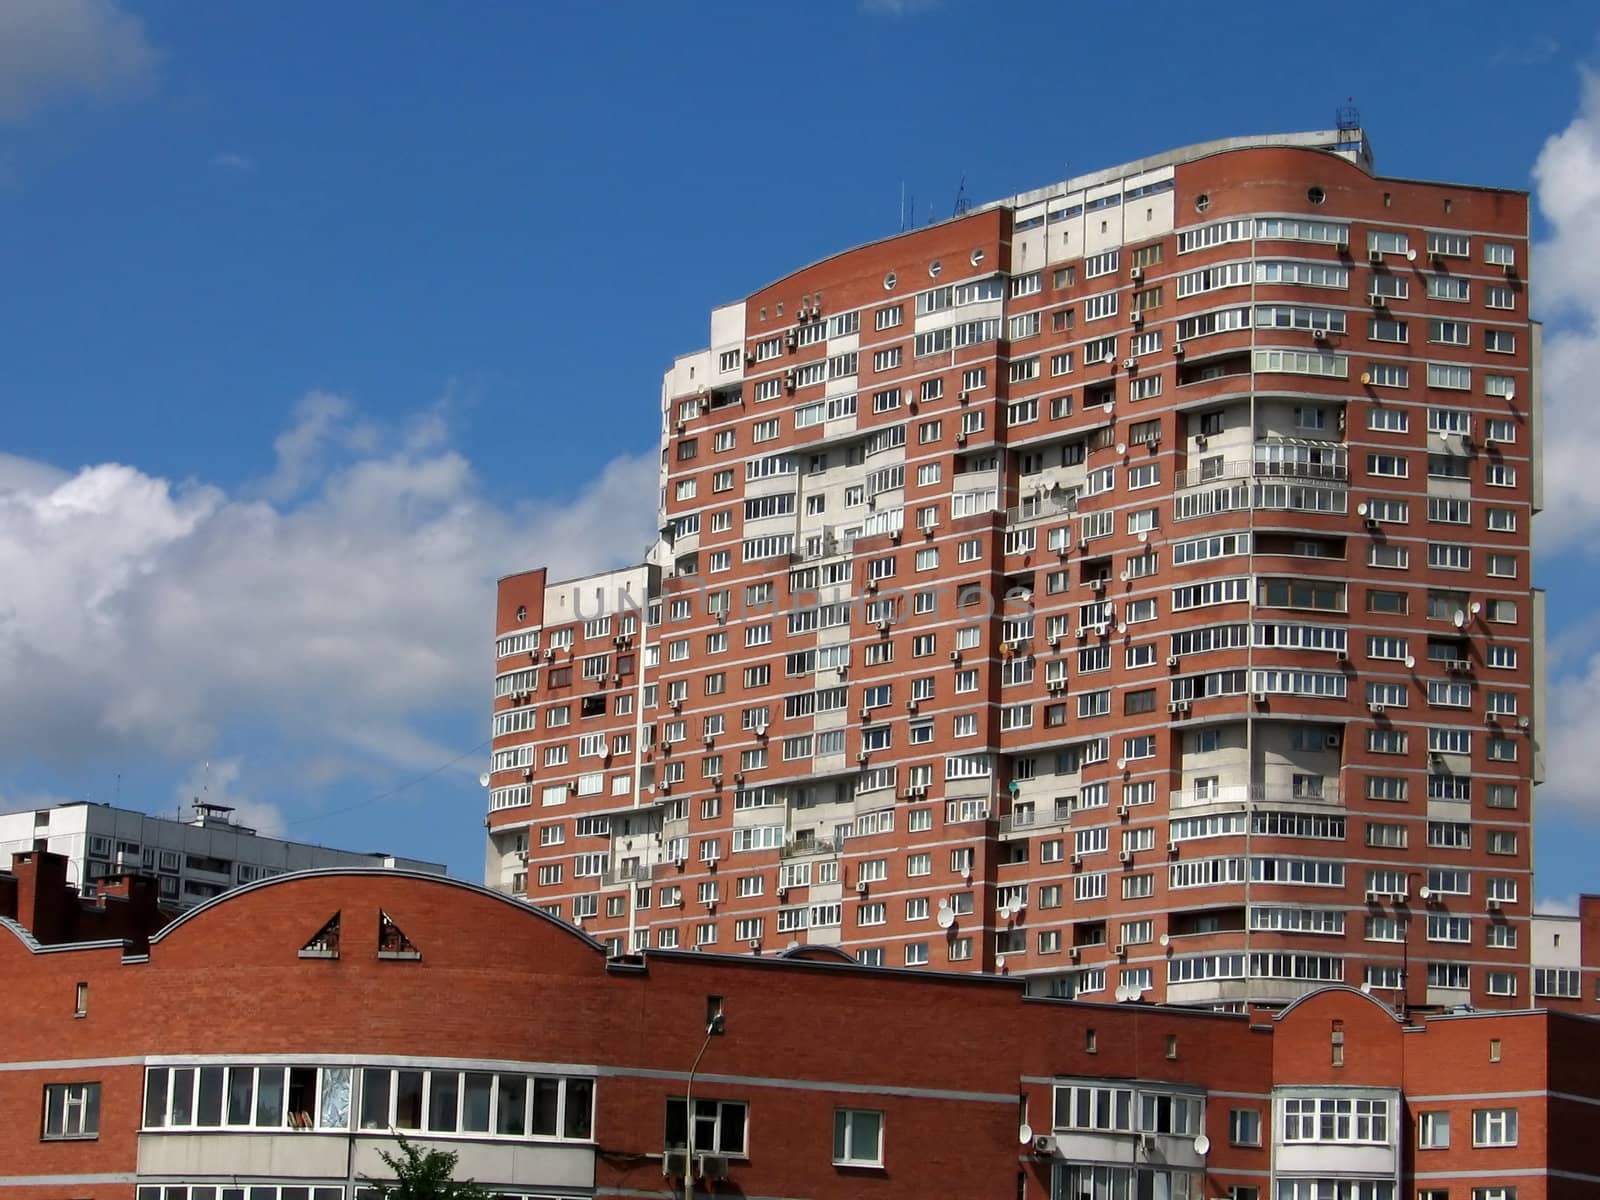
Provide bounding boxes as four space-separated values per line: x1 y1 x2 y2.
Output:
490 123 1546 1014
6 863 1597 1199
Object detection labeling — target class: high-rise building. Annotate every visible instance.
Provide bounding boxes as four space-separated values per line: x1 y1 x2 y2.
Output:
0 800 445 909
490 124 1542 1012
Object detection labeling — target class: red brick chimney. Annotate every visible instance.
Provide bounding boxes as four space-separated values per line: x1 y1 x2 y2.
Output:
11 851 71 944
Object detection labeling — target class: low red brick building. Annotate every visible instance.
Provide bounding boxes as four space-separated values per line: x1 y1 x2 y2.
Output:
5 866 1595 1199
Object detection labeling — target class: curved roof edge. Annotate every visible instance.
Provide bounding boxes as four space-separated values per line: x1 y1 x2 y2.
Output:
0 914 129 956
1274 983 1402 1023
146 867 606 952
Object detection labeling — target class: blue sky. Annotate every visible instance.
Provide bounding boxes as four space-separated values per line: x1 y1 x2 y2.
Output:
2 0 1599 906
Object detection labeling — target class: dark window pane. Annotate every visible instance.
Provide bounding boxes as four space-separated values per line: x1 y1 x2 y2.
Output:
197 1067 225 1126
496 1074 527 1136
255 1067 285 1127
531 1077 560 1136
227 1068 254 1126
144 1070 169 1128
563 1078 593 1140
463 1073 493 1133
171 1068 195 1126
428 1071 459 1132
359 1069 390 1130
394 1070 423 1130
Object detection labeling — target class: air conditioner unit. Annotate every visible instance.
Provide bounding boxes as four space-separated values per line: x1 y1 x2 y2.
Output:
1167 840 1179 855
610 673 621 684
699 396 712 412
743 350 756 366
1167 701 1183 714
1487 898 1501 911
1068 946 1081 961
1129 310 1143 326
1095 624 1109 638
1503 261 1517 276
697 1155 731 1181
1370 293 1387 308
1090 578 1105 593
1253 691 1268 703
1114 943 1127 957
1139 1132 1158 1152
1326 733 1341 748
959 389 971 403
855 880 869 894
1119 850 1133 865
856 751 869 763
1369 702 1386 714
1166 655 1179 668
1076 628 1088 641
1173 342 1185 356
950 650 962 662
662 1149 693 1178
860 706 872 719
906 699 918 712
1193 434 1207 449
1129 265 1144 281
1070 853 1083 868
675 421 686 434
1121 357 1137 370
911 784 927 796
877 619 890 633
1369 248 1384 262
521 767 533 779
1046 635 1058 647
1312 328 1328 342
568 780 580 793
670 698 682 711
784 333 797 349
955 432 968 446
1117 804 1130 818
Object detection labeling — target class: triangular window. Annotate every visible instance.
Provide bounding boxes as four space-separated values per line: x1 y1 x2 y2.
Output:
377 910 420 960
298 912 340 959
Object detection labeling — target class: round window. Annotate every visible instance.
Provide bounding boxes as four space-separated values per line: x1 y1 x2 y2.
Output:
929 260 942 278
515 605 527 623
1307 186 1326 205
883 272 897 291
970 248 986 266
1194 193 1211 213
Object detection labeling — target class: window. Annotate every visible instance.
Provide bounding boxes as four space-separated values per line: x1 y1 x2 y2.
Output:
43 1081 100 1139
834 1107 883 1166
666 1097 747 1155
1473 1107 1517 1147
1229 1108 1261 1146
1534 967 1580 998
1418 1110 1450 1149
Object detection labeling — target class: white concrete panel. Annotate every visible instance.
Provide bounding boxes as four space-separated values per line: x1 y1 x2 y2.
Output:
1530 914 1581 966
709 302 745 353
351 1136 595 1189
138 1131 349 1177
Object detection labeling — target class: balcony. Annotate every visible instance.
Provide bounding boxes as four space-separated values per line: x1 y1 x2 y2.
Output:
1169 782 1343 810
999 800 1075 834
1004 490 1078 527
603 862 654 886
1177 454 1348 491
781 834 843 859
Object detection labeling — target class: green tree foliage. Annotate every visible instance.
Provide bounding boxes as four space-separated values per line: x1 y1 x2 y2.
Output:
362 1134 493 1200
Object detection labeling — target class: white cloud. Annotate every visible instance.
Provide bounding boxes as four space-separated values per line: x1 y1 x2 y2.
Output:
0 0 159 123
0 396 658 780
1531 69 1600 552
861 0 938 15
210 152 257 174
1536 894 1580 917
175 759 285 839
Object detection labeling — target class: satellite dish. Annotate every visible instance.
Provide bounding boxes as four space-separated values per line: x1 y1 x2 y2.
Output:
1361 981 1373 994
998 905 1013 922
1359 371 1372 386
1102 401 1115 416
1194 1134 1211 1156
1019 1123 1034 1145
1159 933 1170 947
996 955 1007 972
1470 601 1482 615
1505 385 1516 401
1356 502 1368 516
1404 655 1416 669
1116 442 1127 455
1453 610 1467 628
1137 530 1149 544
1406 247 1418 261
1114 983 1132 1002
1118 622 1129 634
1116 757 1128 771
478 772 491 788
1419 886 1432 900
937 908 955 929
1014 897 1026 911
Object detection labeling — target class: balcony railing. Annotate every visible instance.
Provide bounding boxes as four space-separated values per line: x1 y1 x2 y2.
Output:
1177 458 1349 490
603 863 655 886
1169 782 1343 809
781 835 843 859
999 800 1075 834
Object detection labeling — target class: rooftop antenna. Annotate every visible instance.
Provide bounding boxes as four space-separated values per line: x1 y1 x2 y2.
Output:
1336 98 1361 135
952 174 970 218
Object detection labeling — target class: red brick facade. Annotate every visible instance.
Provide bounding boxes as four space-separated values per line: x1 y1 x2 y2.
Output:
2 868 1594 1197
490 130 1541 1015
